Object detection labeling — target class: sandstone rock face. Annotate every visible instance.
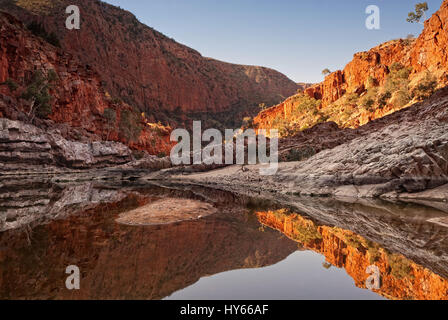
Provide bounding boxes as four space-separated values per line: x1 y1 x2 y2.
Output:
254 0 448 131
0 117 133 171
276 121 356 161
2 181 447 300
321 70 345 106
171 87 448 199
0 0 298 126
0 11 173 156
254 39 415 130
410 0 448 73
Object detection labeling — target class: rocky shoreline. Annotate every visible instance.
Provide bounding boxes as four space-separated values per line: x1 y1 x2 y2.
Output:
2 87 448 203
143 88 448 202
0 117 173 173
0 89 448 202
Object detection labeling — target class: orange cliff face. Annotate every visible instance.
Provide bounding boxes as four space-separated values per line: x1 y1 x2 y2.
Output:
410 0 448 73
0 12 173 155
254 39 416 131
254 0 448 133
256 210 448 300
0 0 298 127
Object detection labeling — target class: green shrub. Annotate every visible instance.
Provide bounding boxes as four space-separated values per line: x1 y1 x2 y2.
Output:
395 68 411 80
272 114 291 137
27 21 61 47
412 71 438 100
21 70 56 119
322 68 331 76
344 234 365 250
322 262 332 270
111 97 123 105
382 63 411 107
47 69 58 82
103 108 117 123
389 62 406 74
366 241 382 264
385 63 411 93
1 79 19 92
377 91 392 108
292 95 321 115
366 76 377 89
119 109 142 142
317 113 330 123
259 103 267 111
292 221 322 243
364 99 375 111
132 150 145 160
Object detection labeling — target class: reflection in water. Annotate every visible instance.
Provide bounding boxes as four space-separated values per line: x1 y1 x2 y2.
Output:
0 180 447 300
0 183 297 299
166 250 384 300
256 209 448 300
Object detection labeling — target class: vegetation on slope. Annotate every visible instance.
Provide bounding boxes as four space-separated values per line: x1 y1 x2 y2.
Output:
15 0 62 14
258 63 439 138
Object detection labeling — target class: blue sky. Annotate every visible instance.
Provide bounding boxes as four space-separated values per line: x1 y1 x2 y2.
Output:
103 0 442 83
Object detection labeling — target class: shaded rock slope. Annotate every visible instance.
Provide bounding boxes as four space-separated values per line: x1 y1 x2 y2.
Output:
0 11 173 156
164 87 448 200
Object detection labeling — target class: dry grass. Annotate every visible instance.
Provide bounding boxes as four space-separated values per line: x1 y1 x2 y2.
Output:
15 0 62 14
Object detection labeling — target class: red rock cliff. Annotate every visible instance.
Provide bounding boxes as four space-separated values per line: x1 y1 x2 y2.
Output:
410 0 448 73
0 0 298 127
255 0 448 131
0 11 173 155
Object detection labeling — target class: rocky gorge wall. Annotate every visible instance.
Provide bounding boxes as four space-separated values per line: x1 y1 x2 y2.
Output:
0 117 133 171
0 11 173 156
254 0 448 131
0 0 299 127
171 86 448 200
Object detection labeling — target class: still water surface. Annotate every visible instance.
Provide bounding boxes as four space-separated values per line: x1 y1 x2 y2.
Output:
0 180 447 300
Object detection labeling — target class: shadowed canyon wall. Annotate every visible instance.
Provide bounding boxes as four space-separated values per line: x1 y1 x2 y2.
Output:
0 11 173 155
0 0 298 128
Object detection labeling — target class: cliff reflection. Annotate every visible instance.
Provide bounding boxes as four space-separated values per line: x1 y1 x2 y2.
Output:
256 208 448 300
0 185 297 300
0 181 447 300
